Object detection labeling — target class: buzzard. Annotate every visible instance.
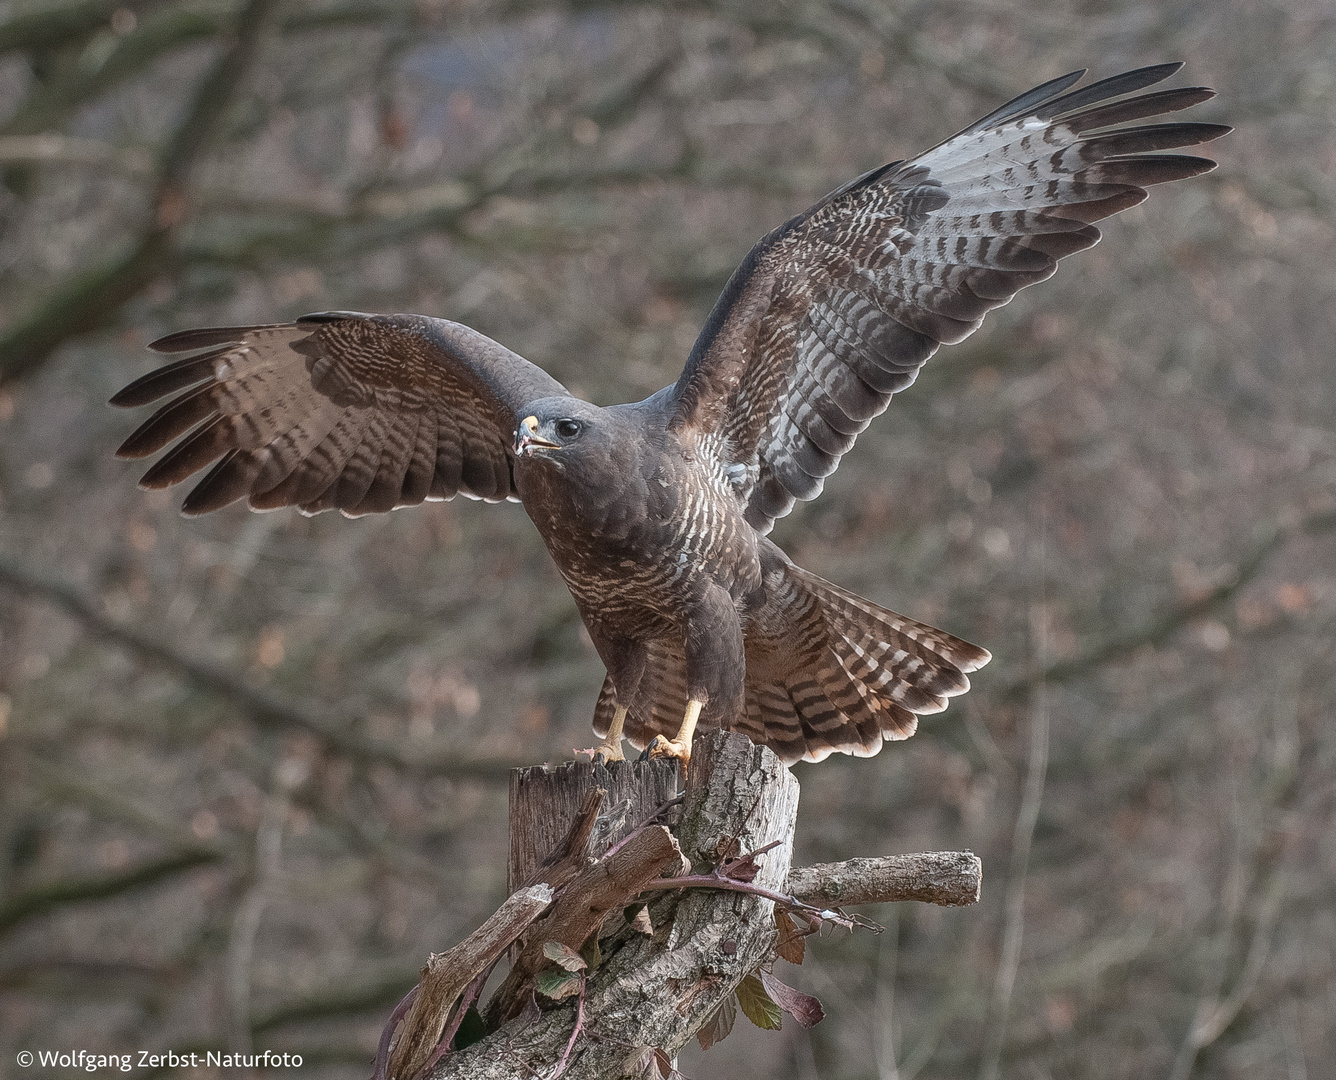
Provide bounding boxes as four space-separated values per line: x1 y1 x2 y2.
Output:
112 64 1226 766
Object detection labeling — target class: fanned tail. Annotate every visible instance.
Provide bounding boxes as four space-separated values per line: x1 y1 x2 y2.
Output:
591 562 989 766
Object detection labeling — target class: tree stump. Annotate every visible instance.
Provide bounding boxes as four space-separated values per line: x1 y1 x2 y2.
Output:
371 730 983 1080
437 731 800 1078
507 758 681 891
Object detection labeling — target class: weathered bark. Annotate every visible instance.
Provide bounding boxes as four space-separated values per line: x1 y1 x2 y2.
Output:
390 885 553 1080
486 824 686 1027
514 786 607 893
507 758 679 891
786 851 982 908
402 731 982 1079
436 730 799 1079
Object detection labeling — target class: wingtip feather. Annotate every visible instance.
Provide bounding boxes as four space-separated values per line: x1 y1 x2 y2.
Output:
963 68 1087 134
296 310 372 325
149 327 248 353
1035 62 1186 121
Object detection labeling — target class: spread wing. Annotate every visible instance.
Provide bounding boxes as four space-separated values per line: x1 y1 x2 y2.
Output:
669 63 1229 533
111 312 571 516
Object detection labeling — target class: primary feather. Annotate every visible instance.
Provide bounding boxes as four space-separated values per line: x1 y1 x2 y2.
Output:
111 66 1225 765
670 62 1226 534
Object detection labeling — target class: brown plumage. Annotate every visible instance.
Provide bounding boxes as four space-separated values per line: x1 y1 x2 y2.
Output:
112 64 1226 765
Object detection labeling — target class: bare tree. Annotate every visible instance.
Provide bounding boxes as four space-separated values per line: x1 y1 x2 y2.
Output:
1 1 1333 1077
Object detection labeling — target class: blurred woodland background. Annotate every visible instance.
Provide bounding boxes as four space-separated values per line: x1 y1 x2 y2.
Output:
0 1 1333 1077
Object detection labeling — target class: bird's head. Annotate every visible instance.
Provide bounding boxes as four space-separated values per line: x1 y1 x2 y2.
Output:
513 398 607 469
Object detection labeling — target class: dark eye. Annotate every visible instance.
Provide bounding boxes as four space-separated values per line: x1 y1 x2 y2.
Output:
554 418 584 439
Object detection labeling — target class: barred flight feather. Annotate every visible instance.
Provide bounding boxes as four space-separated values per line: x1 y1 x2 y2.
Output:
671 63 1226 535
112 313 567 516
114 66 1222 769
595 558 989 765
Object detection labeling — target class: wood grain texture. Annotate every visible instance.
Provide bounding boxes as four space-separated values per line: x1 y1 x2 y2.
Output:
786 851 982 907
390 884 552 1080
486 824 685 1027
506 758 679 892
438 730 799 1079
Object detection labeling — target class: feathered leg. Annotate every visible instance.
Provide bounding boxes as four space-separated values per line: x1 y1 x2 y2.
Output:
647 584 744 767
583 627 647 765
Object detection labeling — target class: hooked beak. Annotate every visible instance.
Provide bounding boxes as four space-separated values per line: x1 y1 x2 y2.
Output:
515 415 560 456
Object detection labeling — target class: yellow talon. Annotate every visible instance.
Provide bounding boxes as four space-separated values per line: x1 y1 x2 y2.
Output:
591 705 628 764
647 699 702 766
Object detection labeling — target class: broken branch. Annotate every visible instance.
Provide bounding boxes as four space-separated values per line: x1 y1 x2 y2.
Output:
785 851 983 908
389 884 554 1080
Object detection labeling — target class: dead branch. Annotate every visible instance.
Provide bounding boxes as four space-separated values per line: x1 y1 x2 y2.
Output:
400 730 985 1078
487 824 686 1027
389 884 555 1080
785 851 982 908
0 848 222 937
516 786 608 892
385 786 613 1079
508 760 680 891
427 731 801 1078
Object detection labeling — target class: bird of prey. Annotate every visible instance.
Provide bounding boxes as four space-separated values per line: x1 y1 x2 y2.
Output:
112 64 1226 767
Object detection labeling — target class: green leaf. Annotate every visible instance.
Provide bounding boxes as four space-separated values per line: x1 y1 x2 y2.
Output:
735 973 782 1031
579 935 602 971
543 940 587 971
696 992 737 1051
534 968 583 1000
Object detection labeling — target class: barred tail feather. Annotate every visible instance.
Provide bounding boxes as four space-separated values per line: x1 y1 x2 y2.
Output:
747 565 989 764
590 565 989 766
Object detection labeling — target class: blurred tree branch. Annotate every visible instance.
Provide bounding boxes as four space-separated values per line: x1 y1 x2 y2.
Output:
225 757 305 1053
0 133 153 175
0 2 418 138
2 5 228 139
0 0 927 386
999 508 1336 702
978 687 1048 1080
0 0 162 56
0 0 280 382
1170 872 1285 1080
28 758 233 852
0 847 222 937
0 555 515 781
250 970 420 1035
